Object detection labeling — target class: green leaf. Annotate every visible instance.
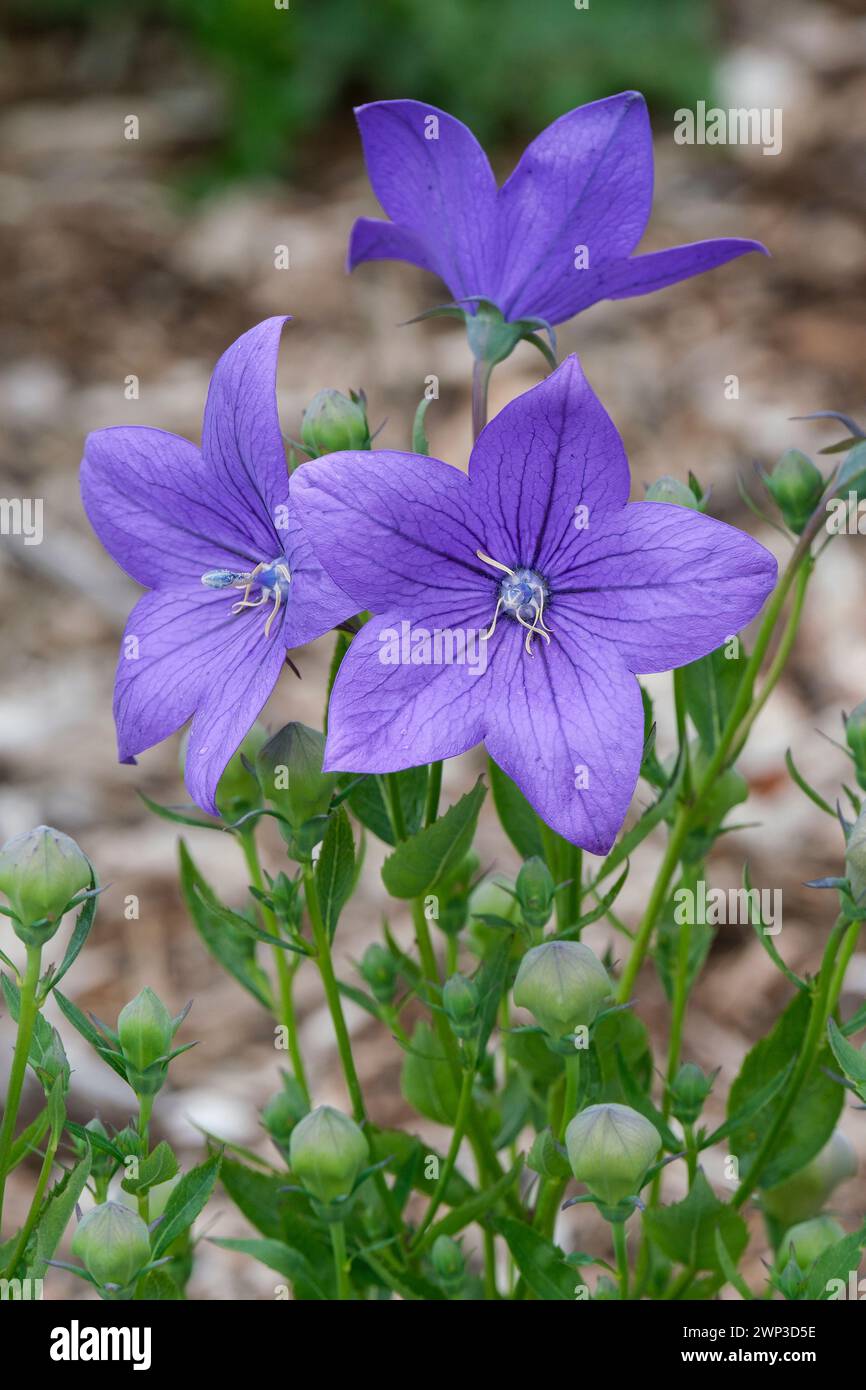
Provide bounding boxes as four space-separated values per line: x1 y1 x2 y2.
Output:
178 841 272 1010
135 1268 183 1300
344 766 428 846
488 757 543 858
493 1216 576 1299
804 1220 866 1299
53 989 128 1083
425 1158 523 1244
315 806 355 941
211 1237 330 1300
412 395 432 453
366 1129 474 1209
726 992 844 1189
138 790 221 830
473 938 512 1059
743 862 807 992
715 1228 754 1299
7 1107 50 1172
644 1171 748 1272
382 779 486 899
681 640 748 751
29 1152 92 1280
122 1141 179 1196
151 1155 220 1259
827 1017 866 1098
400 1021 460 1125
48 885 99 993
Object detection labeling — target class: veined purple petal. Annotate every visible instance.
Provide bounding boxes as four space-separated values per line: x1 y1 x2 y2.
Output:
553 500 777 674
593 237 768 304
290 450 490 615
201 316 293 558
323 601 495 773
353 100 498 301
468 355 630 574
280 512 358 649
347 217 439 276
484 624 644 854
496 91 653 323
81 428 260 588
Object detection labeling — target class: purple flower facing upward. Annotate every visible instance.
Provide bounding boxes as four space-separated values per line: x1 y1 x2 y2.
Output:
348 93 767 331
81 317 356 814
291 357 776 853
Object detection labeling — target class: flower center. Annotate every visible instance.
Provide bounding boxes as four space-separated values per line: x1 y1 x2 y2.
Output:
476 551 552 655
201 558 291 639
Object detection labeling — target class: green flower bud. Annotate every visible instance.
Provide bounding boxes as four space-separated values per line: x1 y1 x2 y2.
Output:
645 476 699 509
0 825 91 944
565 1103 661 1205
71 1202 151 1295
442 973 480 1039
301 389 371 455
256 723 337 836
360 943 398 1005
431 1234 465 1290
845 700 866 793
762 1130 857 1226
779 1215 845 1272
71 1117 116 1182
117 988 175 1096
513 940 611 1039
763 449 824 534
515 856 556 929
670 1062 715 1126
289 1105 369 1206
261 1078 310 1154
527 1126 572 1180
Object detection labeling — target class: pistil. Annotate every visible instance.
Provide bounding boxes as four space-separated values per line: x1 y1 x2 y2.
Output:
476 550 552 655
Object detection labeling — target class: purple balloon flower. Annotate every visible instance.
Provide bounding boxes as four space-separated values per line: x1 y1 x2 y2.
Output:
291 357 776 853
348 93 766 329
81 317 356 814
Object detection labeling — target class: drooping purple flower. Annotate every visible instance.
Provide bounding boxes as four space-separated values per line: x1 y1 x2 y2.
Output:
291 356 776 853
348 93 766 330
81 317 356 814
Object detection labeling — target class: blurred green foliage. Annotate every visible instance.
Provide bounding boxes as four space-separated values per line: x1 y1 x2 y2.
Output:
7 0 718 183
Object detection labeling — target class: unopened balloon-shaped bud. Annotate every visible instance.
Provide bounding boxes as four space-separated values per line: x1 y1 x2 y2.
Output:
515 856 556 929
431 1234 465 1290
442 973 480 1040
117 988 177 1097
670 1062 715 1126
513 940 610 1040
301 389 371 455
763 449 824 534
71 1202 152 1296
646 476 699 509
762 1130 857 1226
360 943 398 1005
845 699 866 793
566 1103 660 1206
0 825 91 944
289 1105 369 1206
261 1077 310 1156
846 807 866 907
256 723 337 836
780 1215 846 1272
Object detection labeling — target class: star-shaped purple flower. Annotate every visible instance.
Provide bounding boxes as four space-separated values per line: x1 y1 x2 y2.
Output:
348 93 766 329
291 357 776 853
81 317 356 814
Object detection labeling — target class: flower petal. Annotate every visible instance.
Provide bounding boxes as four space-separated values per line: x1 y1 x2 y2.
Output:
468 355 630 575
596 237 769 303
353 100 498 301
290 450 490 616
201 316 293 558
484 625 644 854
347 216 439 276
553 500 777 673
323 603 496 773
81 427 260 588
280 512 358 649
495 92 653 323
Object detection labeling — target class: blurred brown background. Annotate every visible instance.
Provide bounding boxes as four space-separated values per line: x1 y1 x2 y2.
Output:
1 0 865 1297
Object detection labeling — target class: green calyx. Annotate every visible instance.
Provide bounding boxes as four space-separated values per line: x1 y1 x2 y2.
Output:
409 296 557 373
762 449 824 534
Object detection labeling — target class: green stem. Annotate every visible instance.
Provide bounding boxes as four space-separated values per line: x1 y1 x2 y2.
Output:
239 830 309 1103
0 943 42 1234
731 916 854 1209
303 865 365 1122
472 359 492 442
424 762 443 828
533 1052 580 1237
612 1220 630 1301
3 1119 60 1278
729 558 813 761
538 819 566 930
330 1219 350 1300
136 1092 153 1224
412 1066 474 1251
664 866 700 1112
381 773 407 842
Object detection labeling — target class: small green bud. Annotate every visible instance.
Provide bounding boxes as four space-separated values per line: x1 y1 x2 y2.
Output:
779 1215 845 1272
0 825 91 944
360 943 398 1005
442 973 480 1039
844 700 866 793
763 1130 857 1226
670 1062 715 1126
71 1202 151 1294
261 1077 310 1154
763 449 824 534
289 1105 369 1206
565 1103 661 1206
515 856 556 929
845 807 866 906
645 476 699 509
513 940 611 1039
593 1274 620 1300
431 1234 465 1290
117 988 175 1096
71 1117 116 1181
256 723 337 835
526 1127 572 1180
301 389 371 455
